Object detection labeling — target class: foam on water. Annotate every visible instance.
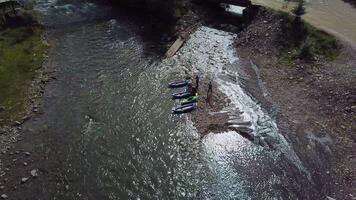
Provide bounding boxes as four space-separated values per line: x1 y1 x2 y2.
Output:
164 26 311 180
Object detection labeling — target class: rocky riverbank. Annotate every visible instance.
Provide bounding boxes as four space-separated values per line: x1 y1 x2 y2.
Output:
0 9 50 199
234 7 356 199
168 5 355 199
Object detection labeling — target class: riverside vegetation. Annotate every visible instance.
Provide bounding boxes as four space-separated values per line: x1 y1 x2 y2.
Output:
277 2 340 64
0 10 47 127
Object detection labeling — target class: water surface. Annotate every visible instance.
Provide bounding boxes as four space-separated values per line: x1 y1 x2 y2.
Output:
18 0 326 199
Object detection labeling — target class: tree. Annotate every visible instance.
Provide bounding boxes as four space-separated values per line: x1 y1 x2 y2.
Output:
292 1 306 16
291 1 307 46
298 37 313 60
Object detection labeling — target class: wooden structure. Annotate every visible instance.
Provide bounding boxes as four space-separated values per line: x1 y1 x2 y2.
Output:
165 24 199 58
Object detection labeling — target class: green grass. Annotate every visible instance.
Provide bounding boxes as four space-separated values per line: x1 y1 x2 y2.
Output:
0 26 47 125
277 11 340 64
305 23 340 60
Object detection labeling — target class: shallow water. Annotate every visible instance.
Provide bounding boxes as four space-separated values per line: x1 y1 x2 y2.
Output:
19 0 324 199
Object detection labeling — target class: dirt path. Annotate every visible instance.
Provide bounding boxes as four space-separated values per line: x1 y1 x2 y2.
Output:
252 0 356 47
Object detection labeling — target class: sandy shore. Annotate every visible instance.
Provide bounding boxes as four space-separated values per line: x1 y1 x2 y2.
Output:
191 80 231 136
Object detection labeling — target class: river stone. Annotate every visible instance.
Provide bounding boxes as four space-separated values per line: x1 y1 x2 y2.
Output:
1 194 7 199
30 169 38 177
326 196 336 200
21 177 29 184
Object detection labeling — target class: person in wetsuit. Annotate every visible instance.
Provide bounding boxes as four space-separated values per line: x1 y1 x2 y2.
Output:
195 75 199 91
207 81 212 97
192 87 197 96
207 81 213 106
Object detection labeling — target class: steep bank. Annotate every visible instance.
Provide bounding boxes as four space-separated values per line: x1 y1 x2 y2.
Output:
235 7 356 199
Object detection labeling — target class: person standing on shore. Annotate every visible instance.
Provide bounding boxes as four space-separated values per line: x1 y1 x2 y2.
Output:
207 81 212 105
187 81 193 93
195 75 199 91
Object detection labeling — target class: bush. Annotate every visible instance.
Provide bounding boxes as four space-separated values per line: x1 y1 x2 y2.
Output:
291 1 307 46
298 37 313 60
277 6 340 62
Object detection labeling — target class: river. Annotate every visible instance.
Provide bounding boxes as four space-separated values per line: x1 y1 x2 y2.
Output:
12 0 328 199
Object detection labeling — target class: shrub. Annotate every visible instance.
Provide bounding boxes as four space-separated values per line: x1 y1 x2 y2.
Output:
298 37 313 60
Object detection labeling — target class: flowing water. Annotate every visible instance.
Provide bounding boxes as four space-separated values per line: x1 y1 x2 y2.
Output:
17 0 328 199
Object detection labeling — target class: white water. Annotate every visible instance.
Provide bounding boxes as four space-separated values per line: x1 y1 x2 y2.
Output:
165 26 311 181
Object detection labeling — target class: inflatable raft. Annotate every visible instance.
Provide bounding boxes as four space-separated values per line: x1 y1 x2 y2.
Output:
168 80 189 88
172 91 192 99
172 103 196 114
181 96 199 105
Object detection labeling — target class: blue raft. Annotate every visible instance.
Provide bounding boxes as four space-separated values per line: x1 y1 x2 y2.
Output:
172 91 192 99
168 80 188 88
172 103 196 114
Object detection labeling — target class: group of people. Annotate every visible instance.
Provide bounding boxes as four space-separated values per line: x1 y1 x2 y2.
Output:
186 75 213 104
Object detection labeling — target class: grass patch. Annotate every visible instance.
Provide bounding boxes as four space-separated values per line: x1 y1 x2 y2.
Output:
0 26 47 125
306 23 340 60
277 11 340 63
